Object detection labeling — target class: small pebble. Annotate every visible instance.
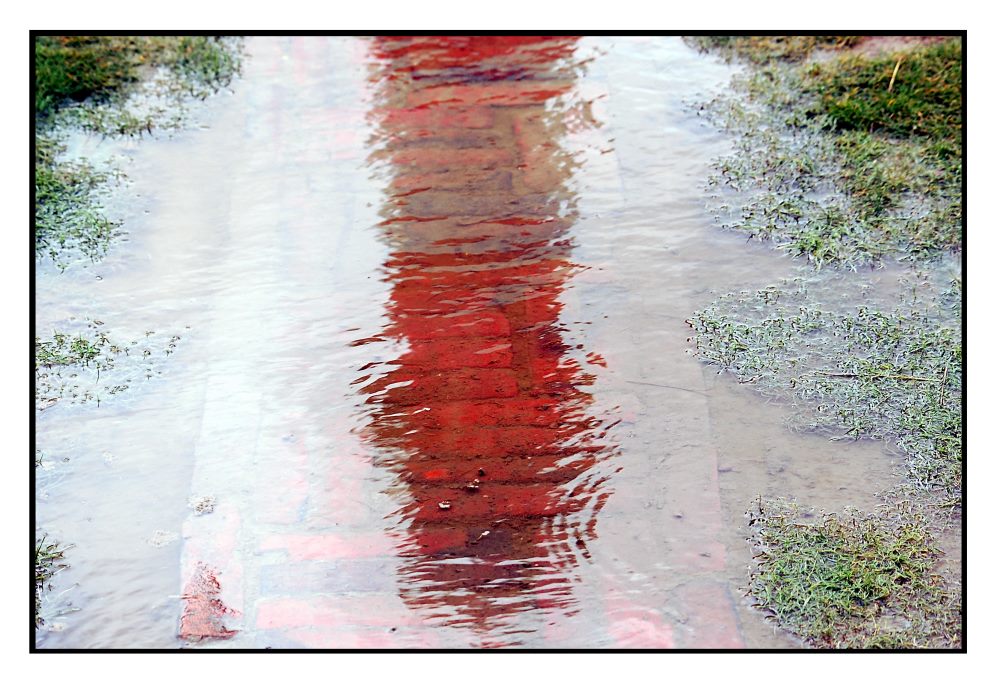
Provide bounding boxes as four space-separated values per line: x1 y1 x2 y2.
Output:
188 495 216 515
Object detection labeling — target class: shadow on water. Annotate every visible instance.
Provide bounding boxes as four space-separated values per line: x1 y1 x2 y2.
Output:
350 36 619 645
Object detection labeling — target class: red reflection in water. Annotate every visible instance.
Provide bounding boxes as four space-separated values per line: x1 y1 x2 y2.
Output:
356 36 614 642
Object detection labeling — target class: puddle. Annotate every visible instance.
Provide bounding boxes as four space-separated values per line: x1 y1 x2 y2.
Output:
35 36 905 649
350 36 617 644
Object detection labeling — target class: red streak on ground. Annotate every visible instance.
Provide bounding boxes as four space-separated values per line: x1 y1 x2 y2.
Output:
178 563 238 641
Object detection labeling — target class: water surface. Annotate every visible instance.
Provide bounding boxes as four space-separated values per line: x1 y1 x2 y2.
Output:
35 36 903 649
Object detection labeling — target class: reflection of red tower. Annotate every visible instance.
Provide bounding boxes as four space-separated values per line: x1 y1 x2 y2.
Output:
355 36 613 642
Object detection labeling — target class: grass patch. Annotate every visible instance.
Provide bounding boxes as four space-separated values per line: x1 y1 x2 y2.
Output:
746 498 960 648
35 36 135 116
687 278 961 496
34 36 242 265
35 320 182 410
51 36 243 137
35 135 122 268
36 35 242 124
35 535 71 627
686 36 860 64
171 35 242 95
36 330 110 368
689 35 963 651
803 40 962 148
697 38 962 267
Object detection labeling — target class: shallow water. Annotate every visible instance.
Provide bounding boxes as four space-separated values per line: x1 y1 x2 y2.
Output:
35 36 905 649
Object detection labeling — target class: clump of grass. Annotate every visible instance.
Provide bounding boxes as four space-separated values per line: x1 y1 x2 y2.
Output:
35 320 182 410
35 36 137 116
941 275 962 315
35 135 122 268
698 39 962 267
803 40 962 150
171 36 242 96
35 535 71 627
53 36 243 137
35 331 103 367
687 278 961 495
35 35 242 125
686 35 860 64
35 36 242 265
746 498 960 648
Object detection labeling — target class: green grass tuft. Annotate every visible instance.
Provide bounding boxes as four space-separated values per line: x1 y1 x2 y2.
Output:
747 499 960 648
35 36 137 117
687 279 962 495
171 36 241 95
35 35 242 121
35 535 71 627
803 40 962 151
35 135 122 268
699 39 962 267
686 35 860 64
35 330 106 368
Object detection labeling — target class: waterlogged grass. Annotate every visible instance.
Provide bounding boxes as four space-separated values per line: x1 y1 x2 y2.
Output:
697 38 962 267
687 36 860 64
746 499 960 648
35 320 182 410
35 36 243 266
52 36 243 137
687 36 963 650
687 280 962 496
35 535 70 627
171 35 242 96
803 40 962 148
35 135 122 268
36 332 104 367
33 36 234 636
35 36 136 116
36 35 242 126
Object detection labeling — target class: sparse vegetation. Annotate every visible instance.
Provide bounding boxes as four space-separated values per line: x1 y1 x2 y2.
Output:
34 35 234 644
746 498 960 649
687 36 860 65
687 35 963 650
35 134 122 268
171 36 242 95
35 536 71 627
696 36 962 267
687 279 961 496
35 35 242 124
34 35 243 268
35 320 182 410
